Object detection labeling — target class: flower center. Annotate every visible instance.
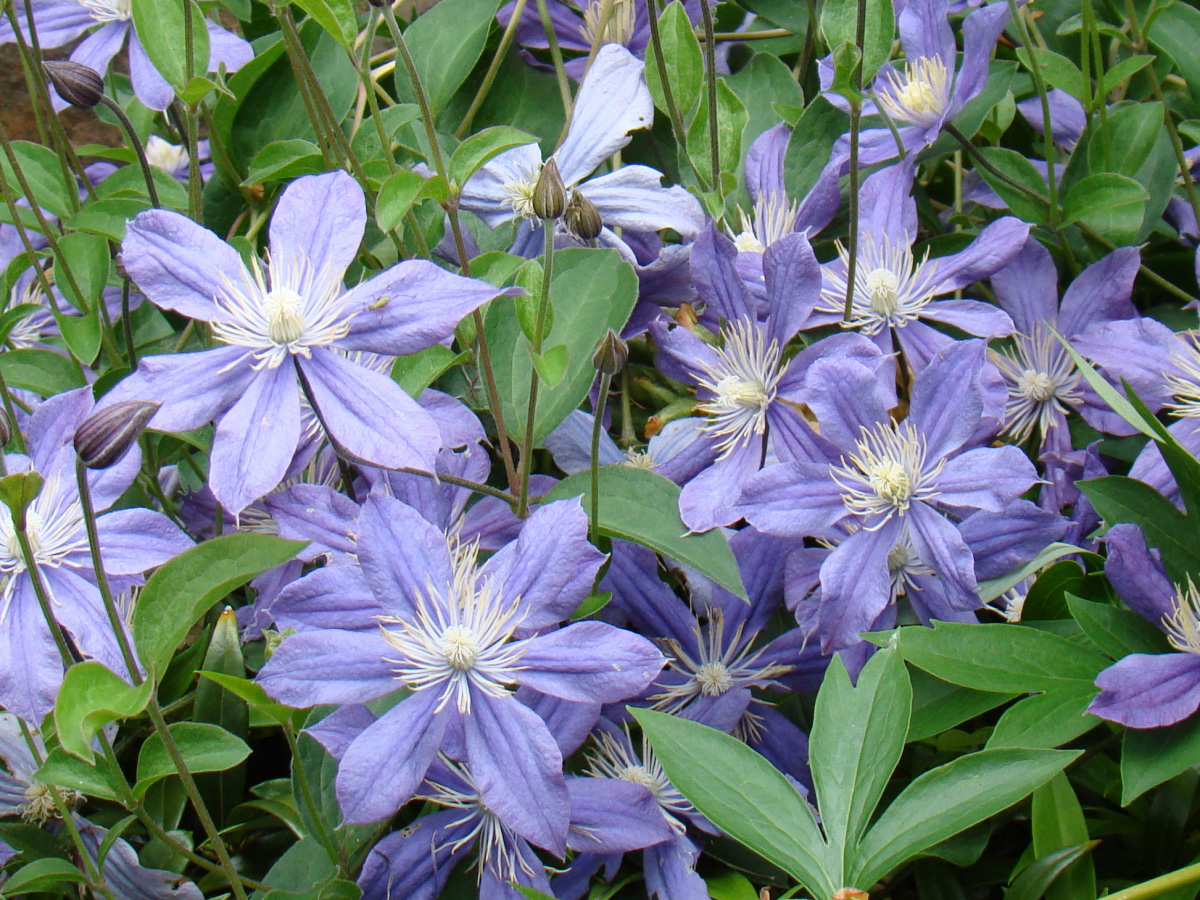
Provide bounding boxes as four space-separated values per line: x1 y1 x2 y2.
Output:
865 267 900 317
1165 578 1200 657
694 661 733 696
831 421 943 527
264 287 307 345
820 234 941 335
733 231 765 254
733 191 799 253
619 764 659 788
580 0 637 47
20 782 74 825
695 320 782 459
503 172 540 219
990 324 1082 445
877 56 951 128
869 459 912 507
78 0 131 22
622 448 657 470
1017 369 1057 402
1164 331 1200 419
441 623 479 671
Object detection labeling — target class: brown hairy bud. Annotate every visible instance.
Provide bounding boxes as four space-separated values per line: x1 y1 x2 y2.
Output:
44 60 104 109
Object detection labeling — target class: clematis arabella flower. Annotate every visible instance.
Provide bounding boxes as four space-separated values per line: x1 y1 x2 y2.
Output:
1086 524 1200 728
0 0 251 111
734 340 1038 651
257 493 666 840
457 43 703 243
0 389 192 724
813 160 1027 371
103 171 515 516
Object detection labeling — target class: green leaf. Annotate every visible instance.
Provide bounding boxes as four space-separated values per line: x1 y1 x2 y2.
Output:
135 722 251 796
1148 2 1200 108
34 747 124 802
292 0 357 49
1015 48 1085 101
978 542 1088 604
53 231 108 365
449 126 538 187
819 0 895 84
194 608 248 825
985 686 1100 750
292 730 376 861
392 0 499 118
1077 476 1200 583
0 471 44 526
726 52 804 173
0 348 87 394
132 534 307 677
532 344 569 387
854 748 1080 888
1031 773 1095 900
1061 173 1148 245
908 668 1017 742
976 147 1051 223
54 661 154 762
1 141 73 220
375 169 428 233
65 196 150 241
542 467 747 600
705 870 759 900
242 140 326 185
632 708 834 900
1121 714 1200 805
783 97 848 203
483 247 637 445
390 344 471 397
1003 843 1099 900
894 622 1109 693
687 79 749 182
1066 594 1170 659
645 2 704 117
1 858 88 895
130 0 209 93
1095 56 1155 100
810 649 910 879
1086 103 1163 177
197 672 295 723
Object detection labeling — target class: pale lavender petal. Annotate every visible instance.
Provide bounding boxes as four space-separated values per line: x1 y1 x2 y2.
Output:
679 436 760 532
1089 653 1200 728
95 509 192 574
579 166 705 238
1016 89 1086 148
459 143 543 228
567 778 677 853
128 31 175 111
79 821 202 900
602 541 699 650
651 319 724 387
0 578 62 723
271 567 383 634
122 209 250 323
517 688 600 756
860 159 918 244
257 630 397 707
308 705 375 762
27 386 92 473
357 810 471 900
1103 523 1176 626
1058 246 1140 337
746 123 789 203
949 2 1010 115
517 622 665 702
920 299 1014 338
357 492 451 616
299 348 440 472
210 364 300 516
480 497 606 632
263 483 359 561
736 462 849 538
645 834 709 900
337 691 448 823
45 567 129 678
0 0 99 47
464 689 568 853
924 217 1030 295
204 19 253 71
269 172 364 282
893 318 955 372
68 21 126 77
990 236 1058 332
553 44 652 185
803 356 893 451
961 500 1067 581
908 502 979 610
1072 317 1180 412
420 389 486 448
764 232 821 347
817 519 898 651
897 0 955 69
935 446 1038 511
545 410 624 474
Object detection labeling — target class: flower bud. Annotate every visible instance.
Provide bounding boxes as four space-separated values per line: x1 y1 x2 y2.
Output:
592 328 628 375
564 191 603 239
74 400 160 470
44 60 104 110
532 158 567 220
0 407 12 449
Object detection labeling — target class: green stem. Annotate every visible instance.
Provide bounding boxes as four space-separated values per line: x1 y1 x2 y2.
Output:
1104 862 1200 900
121 278 137 368
534 0 573 121
272 1 337 165
842 0 867 322
283 723 343 869
619 366 634 448
98 96 161 208
1007 0 1059 223
698 0 719 189
456 0 530 138
589 371 612 543
516 221 556 518
644 0 708 190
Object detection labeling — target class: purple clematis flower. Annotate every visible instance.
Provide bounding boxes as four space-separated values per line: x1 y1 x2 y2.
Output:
734 340 1038 651
988 237 1142 456
0 388 192 724
1086 524 1200 729
496 0 700 79
651 224 893 531
458 44 703 243
103 171 514 515
0 0 252 111
257 493 665 841
812 160 1027 371
821 0 1010 167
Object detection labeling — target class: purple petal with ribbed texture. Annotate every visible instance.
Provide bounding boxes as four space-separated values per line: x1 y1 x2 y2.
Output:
268 172 364 283
95 508 192 574
1103 523 1177 627
746 123 790 203
357 810 472 900
1016 89 1086 148
924 217 1030 296
897 0 955 69
736 462 849 538
517 688 600 756
908 502 979 610
517 622 665 702
308 705 375 762
650 319 724 387
0 577 62 723
263 483 359 561
1089 653 1200 728
990 236 1058 333
545 410 625 474
949 1 1010 115
860 159 918 244
567 777 677 853
1072 317 1180 413
257 630 397 707
68 21 126 78
603 541 700 651
909 339 988 459
645 834 709 900
458 143 542 228
935 445 1038 511
690 222 752 323
204 19 253 71
579 166 705 239
1058 246 1140 338
272 566 383 634
816 519 898 651
920 299 1014 338
961 500 1068 581
802 355 892 452
679 437 760 533
356 492 451 616
764 232 821 347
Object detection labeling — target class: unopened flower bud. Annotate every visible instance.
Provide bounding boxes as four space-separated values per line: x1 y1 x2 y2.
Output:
532 158 567 220
592 328 628 375
0 408 12 449
44 60 104 110
74 401 160 470
564 191 603 239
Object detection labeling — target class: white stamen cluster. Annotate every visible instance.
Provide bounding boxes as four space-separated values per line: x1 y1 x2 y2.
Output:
1165 578 1200 657
876 56 952 129
621 448 658 470
0 473 87 587
420 758 537 886
733 191 800 254
580 0 637 47
77 0 131 22
7 273 53 350
695 319 782 459
379 539 528 714
1164 331 1200 419
210 252 350 370
503 169 542 220
990 323 1082 444
651 611 789 713
584 728 692 832
885 530 935 600
820 234 942 334
830 421 942 527
19 782 80 825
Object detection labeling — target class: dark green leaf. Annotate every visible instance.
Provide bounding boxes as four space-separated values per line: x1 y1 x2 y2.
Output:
391 344 471 397
986 686 1100 750
448 126 538 187
908 668 1017 742
1061 173 1148 245
243 140 326 185
976 147 1051 223
1067 594 1170 659
375 169 428 233
135 722 252 796
2 858 88 895
783 97 848 203
687 79 749 180
0 348 87 394
1003 843 1099 900
820 0 895 83
392 0 499 118
34 747 124 802
645 2 704 117
1121 714 1200 805
1031 773 1095 900
55 661 154 762
291 0 357 49
130 0 209 92
1077 476 1200 583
